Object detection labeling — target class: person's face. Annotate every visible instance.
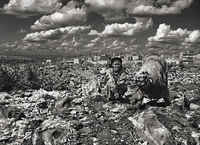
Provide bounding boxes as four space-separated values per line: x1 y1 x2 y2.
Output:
112 60 122 73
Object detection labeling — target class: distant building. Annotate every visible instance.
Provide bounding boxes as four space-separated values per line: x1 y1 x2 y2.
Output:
123 54 143 66
96 60 108 65
42 59 52 65
46 59 52 64
73 58 80 64
48 65 56 69
179 51 194 66
60 58 80 67
85 57 93 63
123 55 135 62
88 54 110 66
121 54 138 61
92 56 101 61
65 60 75 66
166 58 180 67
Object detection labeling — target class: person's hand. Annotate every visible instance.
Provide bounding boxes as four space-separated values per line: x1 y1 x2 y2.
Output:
122 92 131 99
114 92 120 99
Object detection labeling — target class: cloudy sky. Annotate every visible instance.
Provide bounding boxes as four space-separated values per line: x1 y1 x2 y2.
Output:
0 0 200 56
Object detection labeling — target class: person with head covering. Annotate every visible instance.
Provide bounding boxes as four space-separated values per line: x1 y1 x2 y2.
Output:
100 57 129 101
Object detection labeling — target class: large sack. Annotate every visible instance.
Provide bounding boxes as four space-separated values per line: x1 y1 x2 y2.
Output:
135 55 170 105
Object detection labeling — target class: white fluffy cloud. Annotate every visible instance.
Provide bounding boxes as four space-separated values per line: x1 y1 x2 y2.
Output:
3 0 61 16
85 0 194 16
31 1 87 30
130 0 193 15
148 24 171 41
1 0 195 18
89 18 153 36
23 29 60 42
148 23 200 44
185 30 200 43
88 30 101 36
102 23 143 36
1 0 195 33
85 0 126 10
85 0 145 21
24 26 90 42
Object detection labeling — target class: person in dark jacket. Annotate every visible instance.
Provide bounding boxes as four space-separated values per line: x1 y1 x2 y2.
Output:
101 57 129 101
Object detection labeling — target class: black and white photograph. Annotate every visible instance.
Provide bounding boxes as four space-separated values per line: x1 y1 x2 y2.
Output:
0 0 200 144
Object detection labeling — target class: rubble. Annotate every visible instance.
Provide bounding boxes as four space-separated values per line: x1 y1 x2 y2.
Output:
0 58 200 145
128 108 174 145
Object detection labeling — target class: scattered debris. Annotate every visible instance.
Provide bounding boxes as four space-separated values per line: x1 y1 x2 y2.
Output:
0 59 200 145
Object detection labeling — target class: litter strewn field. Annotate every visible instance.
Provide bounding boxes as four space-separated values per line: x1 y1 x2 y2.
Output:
0 59 200 145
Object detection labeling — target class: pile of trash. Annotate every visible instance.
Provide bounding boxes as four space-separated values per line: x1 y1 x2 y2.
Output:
0 82 200 145
0 62 200 145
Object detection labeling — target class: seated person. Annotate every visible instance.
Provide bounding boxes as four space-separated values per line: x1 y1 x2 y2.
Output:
82 57 137 104
99 57 130 101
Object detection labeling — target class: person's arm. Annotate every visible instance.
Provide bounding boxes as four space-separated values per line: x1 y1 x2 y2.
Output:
97 71 110 95
121 72 137 98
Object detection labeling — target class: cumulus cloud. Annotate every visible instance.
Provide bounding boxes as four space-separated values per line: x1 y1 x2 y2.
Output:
82 36 138 53
89 18 153 36
23 29 60 42
31 1 87 30
3 0 61 16
148 24 171 41
130 0 194 15
1 0 194 33
148 23 200 44
31 0 127 30
185 30 200 43
85 0 126 10
102 23 142 36
85 0 133 21
24 26 90 42
88 30 99 35
85 0 194 17
1 0 195 21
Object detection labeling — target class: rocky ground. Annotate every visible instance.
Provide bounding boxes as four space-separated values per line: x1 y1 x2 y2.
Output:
0 65 200 145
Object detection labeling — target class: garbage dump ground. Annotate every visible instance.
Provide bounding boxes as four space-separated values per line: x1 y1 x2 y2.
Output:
0 60 200 145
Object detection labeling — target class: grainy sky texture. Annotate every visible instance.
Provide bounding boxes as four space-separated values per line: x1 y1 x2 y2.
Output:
0 0 199 56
